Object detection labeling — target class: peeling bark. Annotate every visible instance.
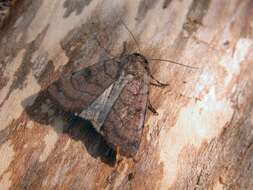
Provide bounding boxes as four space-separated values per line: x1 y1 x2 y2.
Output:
0 0 253 189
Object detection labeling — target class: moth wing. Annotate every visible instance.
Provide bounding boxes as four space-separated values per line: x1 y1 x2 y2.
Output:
101 63 150 157
48 59 119 112
79 72 133 132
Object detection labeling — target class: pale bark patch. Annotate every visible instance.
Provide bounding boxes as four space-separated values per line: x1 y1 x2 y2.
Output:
0 172 12 190
0 74 40 130
219 38 252 86
159 86 234 187
26 0 101 61
0 141 15 176
39 128 59 162
213 179 225 190
0 49 26 104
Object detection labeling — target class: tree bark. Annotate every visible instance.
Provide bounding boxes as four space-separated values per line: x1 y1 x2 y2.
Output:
0 0 253 189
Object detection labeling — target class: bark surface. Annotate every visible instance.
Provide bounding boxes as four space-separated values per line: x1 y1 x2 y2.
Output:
0 0 253 189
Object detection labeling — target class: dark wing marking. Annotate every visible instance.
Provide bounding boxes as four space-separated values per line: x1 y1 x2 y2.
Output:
101 60 149 157
48 59 120 112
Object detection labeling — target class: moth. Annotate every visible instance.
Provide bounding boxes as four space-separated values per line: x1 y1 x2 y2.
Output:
48 23 196 157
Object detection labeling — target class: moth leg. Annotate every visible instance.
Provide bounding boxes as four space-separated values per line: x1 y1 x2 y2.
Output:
120 18 141 53
150 74 169 87
150 81 168 88
148 99 159 115
144 65 169 88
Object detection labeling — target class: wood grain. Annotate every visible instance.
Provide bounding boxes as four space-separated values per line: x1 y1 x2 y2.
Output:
0 0 253 189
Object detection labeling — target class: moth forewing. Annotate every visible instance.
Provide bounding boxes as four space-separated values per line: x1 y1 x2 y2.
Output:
100 57 150 157
48 53 150 157
78 83 114 131
79 72 134 132
48 58 120 112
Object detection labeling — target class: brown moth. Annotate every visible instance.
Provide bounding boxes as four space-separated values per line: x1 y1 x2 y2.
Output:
48 22 196 157
49 53 156 157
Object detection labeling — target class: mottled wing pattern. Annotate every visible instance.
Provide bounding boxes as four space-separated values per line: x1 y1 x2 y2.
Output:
101 60 150 157
49 54 150 157
48 59 119 113
78 71 134 132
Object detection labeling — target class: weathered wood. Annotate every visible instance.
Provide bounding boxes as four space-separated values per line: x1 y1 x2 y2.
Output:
0 0 253 189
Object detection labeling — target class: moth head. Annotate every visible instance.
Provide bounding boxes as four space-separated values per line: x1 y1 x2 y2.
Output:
119 20 198 70
123 53 149 77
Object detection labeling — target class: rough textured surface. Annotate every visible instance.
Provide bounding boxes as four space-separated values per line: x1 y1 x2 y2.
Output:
0 0 12 28
0 0 253 189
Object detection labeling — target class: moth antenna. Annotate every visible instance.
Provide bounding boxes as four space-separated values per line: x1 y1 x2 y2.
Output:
143 61 169 87
119 18 141 54
149 73 169 87
119 19 198 70
150 81 168 88
149 58 199 69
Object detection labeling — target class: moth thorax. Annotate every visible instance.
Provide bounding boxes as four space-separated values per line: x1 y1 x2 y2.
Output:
124 60 146 78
